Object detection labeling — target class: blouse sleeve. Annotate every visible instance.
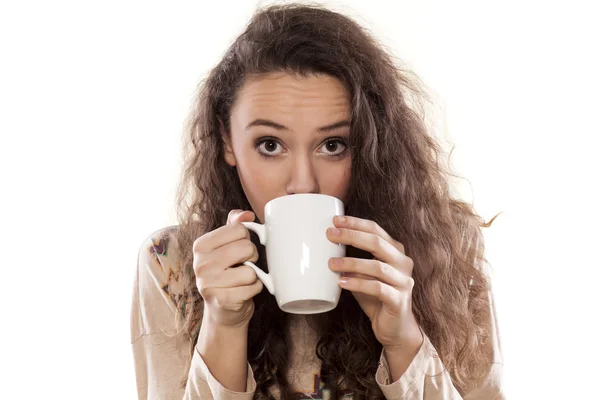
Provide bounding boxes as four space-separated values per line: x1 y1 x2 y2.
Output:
130 228 258 400
374 288 504 399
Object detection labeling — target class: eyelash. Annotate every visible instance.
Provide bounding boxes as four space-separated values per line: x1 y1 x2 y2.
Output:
254 136 349 159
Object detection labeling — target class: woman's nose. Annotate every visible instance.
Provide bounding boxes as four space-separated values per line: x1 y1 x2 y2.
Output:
285 156 319 195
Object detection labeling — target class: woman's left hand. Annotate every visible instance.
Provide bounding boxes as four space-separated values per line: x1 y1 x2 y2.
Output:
326 215 423 352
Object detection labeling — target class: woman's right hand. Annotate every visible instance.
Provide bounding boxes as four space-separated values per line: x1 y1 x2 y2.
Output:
193 209 264 328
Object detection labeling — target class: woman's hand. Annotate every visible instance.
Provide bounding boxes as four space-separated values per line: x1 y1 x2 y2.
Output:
326 216 423 353
194 209 262 392
193 209 264 328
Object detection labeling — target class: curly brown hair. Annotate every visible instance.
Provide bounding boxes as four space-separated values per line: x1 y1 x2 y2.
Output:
171 3 499 399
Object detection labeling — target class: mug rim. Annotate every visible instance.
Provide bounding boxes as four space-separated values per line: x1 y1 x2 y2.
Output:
265 193 342 209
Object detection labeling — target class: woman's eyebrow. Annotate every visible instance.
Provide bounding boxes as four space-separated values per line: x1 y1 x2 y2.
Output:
246 119 288 130
245 119 350 132
317 120 351 132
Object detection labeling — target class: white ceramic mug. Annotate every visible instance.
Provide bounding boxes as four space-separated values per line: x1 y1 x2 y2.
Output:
241 193 345 314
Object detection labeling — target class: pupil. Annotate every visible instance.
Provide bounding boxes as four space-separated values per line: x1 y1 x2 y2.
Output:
266 141 277 152
327 141 338 152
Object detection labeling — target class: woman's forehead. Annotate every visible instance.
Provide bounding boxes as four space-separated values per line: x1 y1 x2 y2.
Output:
231 72 351 128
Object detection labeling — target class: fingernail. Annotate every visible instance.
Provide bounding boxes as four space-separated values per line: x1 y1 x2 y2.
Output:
329 228 340 236
335 216 345 223
339 278 349 285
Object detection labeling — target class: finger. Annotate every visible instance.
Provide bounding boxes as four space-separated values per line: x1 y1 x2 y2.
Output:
333 216 393 243
338 277 413 310
227 209 256 225
226 209 242 224
333 216 405 254
326 228 400 265
329 257 407 287
193 223 249 253
227 210 256 242
199 239 259 273
216 280 264 304
208 265 259 289
201 279 264 308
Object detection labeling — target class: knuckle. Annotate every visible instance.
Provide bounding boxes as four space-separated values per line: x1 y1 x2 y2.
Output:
239 266 258 284
253 279 264 290
343 257 354 271
345 217 354 228
243 240 256 257
371 220 382 233
192 237 205 253
250 281 264 296
227 223 247 240
397 242 406 254
199 285 213 299
193 253 209 274
406 276 415 290
375 260 387 276
342 229 355 242
375 282 386 298
248 249 259 263
375 235 387 251
236 223 249 238
405 256 414 272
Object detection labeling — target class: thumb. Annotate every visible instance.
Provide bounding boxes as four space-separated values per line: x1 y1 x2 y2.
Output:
227 209 256 225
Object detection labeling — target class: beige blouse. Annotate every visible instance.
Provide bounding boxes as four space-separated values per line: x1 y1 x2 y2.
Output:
131 226 504 399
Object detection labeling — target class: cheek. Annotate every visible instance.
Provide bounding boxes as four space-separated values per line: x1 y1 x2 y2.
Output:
320 159 352 200
236 158 284 217
241 162 281 191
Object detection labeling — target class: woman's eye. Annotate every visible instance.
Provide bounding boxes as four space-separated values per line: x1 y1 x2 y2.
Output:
257 139 283 155
319 139 347 156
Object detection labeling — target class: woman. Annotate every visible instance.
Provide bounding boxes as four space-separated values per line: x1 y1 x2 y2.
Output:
131 4 503 399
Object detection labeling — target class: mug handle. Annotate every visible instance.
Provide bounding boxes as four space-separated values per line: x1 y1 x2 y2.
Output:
241 222 275 295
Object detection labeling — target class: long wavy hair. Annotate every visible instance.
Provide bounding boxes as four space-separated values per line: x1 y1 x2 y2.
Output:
171 3 499 399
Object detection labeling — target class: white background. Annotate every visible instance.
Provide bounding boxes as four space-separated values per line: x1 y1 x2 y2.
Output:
1 0 598 398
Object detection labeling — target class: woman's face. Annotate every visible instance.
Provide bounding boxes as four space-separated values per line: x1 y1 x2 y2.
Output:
223 72 352 222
